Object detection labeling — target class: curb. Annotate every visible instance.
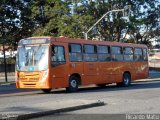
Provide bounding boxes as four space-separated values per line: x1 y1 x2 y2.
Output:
0 82 15 86
133 79 160 83
15 101 105 120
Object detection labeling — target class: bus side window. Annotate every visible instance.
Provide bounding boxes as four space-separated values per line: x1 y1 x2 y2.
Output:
69 44 82 62
143 48 148 61
83 45 97 62
111 46 123 61
123 47 133 61
134 48 143 61
51 45 66 67
98 45 111 61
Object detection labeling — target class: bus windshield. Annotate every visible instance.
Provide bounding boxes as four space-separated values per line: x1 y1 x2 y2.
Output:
17 45 49 71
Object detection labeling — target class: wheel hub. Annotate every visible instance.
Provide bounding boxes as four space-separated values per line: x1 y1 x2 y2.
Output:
71 80 77 88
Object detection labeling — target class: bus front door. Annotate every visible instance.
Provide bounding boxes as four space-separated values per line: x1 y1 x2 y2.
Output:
50 44 68 88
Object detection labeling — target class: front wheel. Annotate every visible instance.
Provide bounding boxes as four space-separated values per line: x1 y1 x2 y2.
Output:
117 73 131 87
41 89 52 93
66 76 79 92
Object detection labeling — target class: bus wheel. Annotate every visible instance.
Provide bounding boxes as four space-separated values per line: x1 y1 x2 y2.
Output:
41 89 52 93
117 73 131 87
96 84 106 87
66 76 79 92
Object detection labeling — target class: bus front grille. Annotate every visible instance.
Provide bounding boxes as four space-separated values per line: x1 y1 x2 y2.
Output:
23 83 36 87
20 77 39 82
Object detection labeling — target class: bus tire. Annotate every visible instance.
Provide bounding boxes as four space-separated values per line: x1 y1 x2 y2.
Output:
66 76 79 92
41 89 52 93
96 84 106 87
117 73 131 87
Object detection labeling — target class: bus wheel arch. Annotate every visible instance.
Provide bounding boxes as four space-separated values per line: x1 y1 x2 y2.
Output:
117 71 131 87
66 73 81 92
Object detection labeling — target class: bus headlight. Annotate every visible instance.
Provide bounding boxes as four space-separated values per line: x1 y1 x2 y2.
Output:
41 70 48 82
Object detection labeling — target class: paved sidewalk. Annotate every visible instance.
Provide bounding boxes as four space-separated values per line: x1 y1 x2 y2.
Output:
0 99 104 120
0 72 15 83
0 76 15 84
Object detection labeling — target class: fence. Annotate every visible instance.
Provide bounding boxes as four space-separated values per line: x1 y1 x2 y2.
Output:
0 64 15 72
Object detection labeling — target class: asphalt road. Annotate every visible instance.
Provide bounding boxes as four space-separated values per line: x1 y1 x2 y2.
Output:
0 71 160 120
0 80 160 119
149 70 160 78
27 80 160 120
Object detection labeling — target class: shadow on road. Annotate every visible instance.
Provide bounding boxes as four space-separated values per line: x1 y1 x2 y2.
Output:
49 81 160 94
0 84 39 95
1 80 160 96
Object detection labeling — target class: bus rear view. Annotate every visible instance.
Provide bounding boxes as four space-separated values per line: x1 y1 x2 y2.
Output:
16 37 51 92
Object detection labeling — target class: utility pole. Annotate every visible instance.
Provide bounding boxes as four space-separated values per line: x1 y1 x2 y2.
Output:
71 0 74 15
2 41 7 82
85 6 131 40
1 21 8 82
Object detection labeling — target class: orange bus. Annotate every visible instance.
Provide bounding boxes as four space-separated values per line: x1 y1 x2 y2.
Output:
16 36 149 93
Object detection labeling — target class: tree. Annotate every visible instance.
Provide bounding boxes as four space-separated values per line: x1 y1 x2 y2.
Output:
0 0 34 48
67 0 160 47
126 0 160 46
30 0 70 37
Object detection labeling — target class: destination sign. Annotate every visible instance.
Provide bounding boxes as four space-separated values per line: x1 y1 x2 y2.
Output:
18 38 50 46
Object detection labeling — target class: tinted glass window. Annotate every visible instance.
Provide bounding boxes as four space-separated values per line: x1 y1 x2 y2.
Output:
135 48 143 55
111 46 123 61
123 47 133 61
134 48 143 61
84 45 97 62
51 45 66 67
69 44 82 53
98 45 110 54
84 45 95 53
143 48 148 61
98 45 111 61
69 44 82 62
124 47 133 54
112 46 122 54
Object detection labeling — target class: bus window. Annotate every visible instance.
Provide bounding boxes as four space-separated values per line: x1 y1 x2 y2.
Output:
123 47 133 61
143 48 148 61
84 45 97 62
134 48 143 61
98 45 111 61
69 44 82 62
51 45 66 67
111 46 123 61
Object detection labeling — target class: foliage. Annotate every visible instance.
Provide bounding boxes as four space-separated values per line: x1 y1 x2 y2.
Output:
0 0 34 49
0 0 160 48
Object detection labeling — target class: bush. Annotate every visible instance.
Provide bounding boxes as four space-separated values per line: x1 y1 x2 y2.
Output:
0 57 16 64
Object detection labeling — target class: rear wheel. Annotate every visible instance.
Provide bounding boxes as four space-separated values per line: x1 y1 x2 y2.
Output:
96 84 106 87
41 89 52 93
66 76 79 92
117 73 131 87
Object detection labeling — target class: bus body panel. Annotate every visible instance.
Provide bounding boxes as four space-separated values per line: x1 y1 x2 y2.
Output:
16 36 149 90
99 62 114 84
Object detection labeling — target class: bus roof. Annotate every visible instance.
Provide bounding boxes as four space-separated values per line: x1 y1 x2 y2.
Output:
52 36 147 48
20 36 147 48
